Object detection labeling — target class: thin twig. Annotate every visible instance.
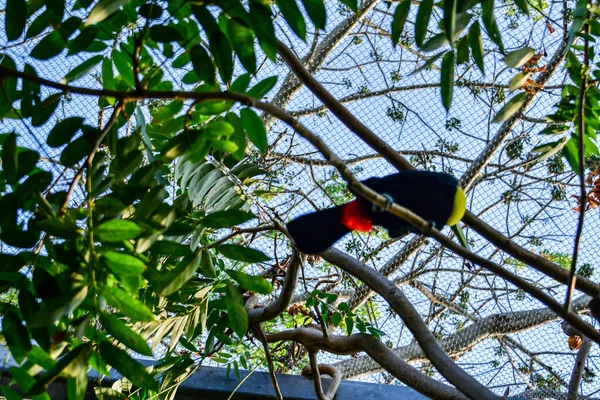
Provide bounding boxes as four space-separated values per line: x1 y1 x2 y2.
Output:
565 6 591 313
60 103 124 215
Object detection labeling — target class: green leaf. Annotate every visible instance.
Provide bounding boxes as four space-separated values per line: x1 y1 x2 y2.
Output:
149 25 183 43
150 241 191 257
99 313 153 357
492 92 528 123
227 18 257 74
230 74 252 93
103 285 155 322
30 31 66 60
443 0 458 43
47 117 84 148
67 367 87 400
60 135 93 167
391 1 411 47
332 312 342 327
99 342 158 390
139 4 163 19
340 0 358 11
421 33 449 53
2 133 18 184
247 76 278 99
441 51 455 111
249 3 277 60
226 270 273 295
224 282 248 337
482 0 503 50
456 35 469 64
102 57 114 90
202 210 256 228
157 251 202 297
209 30 233 83
508 71 531 92
3 311 31 363
514 0 530 15
216 244 270 263
415 0 433 47
539 125 569 135
112 50 134 87
94 220 145 242
86 0 131 26
190 45 216 85
37 218 81 239
504 47 535 68
102 251 147 275
276 0 306 40
30 343 92 394
469 21 484 73
302 0 326 30
563 136 582 173
240 108 268 153
61 55 103 84
68 27 99 55
6 0 27 41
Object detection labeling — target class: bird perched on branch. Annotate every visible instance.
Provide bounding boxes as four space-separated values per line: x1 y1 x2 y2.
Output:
286 171 467 254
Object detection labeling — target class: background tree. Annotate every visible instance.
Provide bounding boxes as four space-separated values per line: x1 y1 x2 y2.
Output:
0 0 600 399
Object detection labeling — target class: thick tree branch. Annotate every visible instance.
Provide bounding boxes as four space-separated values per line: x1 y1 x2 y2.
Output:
266 327 469 400
333 294 590 378
248 250 302 323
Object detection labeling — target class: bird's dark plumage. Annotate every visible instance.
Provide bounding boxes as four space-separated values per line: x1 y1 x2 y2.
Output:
286 171 465 254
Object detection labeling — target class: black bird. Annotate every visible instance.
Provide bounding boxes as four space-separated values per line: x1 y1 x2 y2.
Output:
286 170 466 254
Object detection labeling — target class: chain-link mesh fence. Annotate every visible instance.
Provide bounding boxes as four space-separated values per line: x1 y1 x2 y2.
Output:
2 0 599 398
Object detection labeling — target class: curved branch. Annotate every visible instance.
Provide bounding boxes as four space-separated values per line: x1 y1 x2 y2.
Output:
266 327 469 400
305 353 341 400
248 250 302 323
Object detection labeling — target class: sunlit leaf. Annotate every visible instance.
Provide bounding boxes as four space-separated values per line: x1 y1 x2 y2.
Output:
94 220 145 242
492 92 528 123
504 47 535 68
103 285 155 322
226 270 273 295
102 251 147 275
508 71 531 92
85 0 130 26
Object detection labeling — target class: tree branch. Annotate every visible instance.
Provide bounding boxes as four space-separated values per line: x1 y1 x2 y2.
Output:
266 327 469 400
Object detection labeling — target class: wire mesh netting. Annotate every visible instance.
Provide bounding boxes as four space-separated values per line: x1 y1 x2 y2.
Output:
2 0 600 398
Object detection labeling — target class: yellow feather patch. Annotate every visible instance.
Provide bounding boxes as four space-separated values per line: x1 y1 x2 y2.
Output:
446 187 466 226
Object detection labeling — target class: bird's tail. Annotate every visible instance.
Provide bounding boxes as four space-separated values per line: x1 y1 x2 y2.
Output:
286 205 351 254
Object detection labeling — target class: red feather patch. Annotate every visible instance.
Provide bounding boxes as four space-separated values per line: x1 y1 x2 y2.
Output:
341 200 373 232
